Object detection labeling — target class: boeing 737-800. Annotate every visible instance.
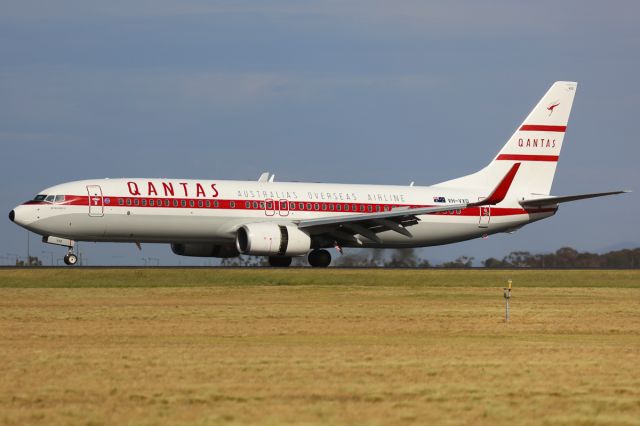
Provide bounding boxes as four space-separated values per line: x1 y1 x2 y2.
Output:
8 82 628 267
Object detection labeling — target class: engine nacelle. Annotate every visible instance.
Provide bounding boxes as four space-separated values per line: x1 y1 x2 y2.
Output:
235 223 311 256
171 243 239 258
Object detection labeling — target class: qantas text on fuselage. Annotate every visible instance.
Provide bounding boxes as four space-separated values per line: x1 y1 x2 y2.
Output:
8 82 628 267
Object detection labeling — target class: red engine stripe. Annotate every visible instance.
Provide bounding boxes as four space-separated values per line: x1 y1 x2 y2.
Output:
519 124 566 132
496 154 559 162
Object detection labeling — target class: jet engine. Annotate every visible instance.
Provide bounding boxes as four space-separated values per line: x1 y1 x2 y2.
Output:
171 243 239 258
235 223 311 256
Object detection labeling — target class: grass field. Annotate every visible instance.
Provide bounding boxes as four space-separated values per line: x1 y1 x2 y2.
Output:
0 269 638 425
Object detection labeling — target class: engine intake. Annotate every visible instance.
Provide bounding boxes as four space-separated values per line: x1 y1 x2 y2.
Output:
236 223 311 256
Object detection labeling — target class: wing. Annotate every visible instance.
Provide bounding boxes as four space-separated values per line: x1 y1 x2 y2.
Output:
519 190 630 207
294 163 521 245
295 204 466 244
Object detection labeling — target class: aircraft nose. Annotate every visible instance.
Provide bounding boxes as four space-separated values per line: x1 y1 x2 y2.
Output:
8 210 15 222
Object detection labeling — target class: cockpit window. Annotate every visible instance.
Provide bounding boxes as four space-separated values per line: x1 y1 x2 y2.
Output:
54 195 65 203
34 195 47 201
44 195 55 203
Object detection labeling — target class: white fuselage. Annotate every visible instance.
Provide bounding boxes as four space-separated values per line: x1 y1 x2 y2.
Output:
11 178 555 249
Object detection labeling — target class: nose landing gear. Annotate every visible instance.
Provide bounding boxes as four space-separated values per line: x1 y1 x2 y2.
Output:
63 251 78 266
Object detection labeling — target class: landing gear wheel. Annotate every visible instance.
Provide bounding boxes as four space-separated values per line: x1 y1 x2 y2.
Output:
63 254 78 266
268 256 292 267
308 249 331 268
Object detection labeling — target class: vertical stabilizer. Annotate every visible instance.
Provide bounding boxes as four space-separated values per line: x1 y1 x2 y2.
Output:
434 81 577 197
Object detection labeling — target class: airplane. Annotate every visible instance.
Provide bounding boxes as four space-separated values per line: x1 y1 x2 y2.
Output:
8 81 629 267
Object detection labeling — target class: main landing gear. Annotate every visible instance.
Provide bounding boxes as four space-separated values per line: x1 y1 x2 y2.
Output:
267 250 332 267
63 249 78 266
308 249 331 268
268 256 292 267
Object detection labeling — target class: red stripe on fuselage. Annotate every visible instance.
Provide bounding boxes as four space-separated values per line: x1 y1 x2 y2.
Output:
519 125 566 132
23 195 556 217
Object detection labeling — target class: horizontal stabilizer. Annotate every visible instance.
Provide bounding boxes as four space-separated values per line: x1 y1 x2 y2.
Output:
519 190 630 207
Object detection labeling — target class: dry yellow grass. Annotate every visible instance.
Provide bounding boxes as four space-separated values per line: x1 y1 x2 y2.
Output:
0 270 638 425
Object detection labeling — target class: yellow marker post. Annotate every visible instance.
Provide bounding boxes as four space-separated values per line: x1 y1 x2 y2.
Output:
504 280 512 322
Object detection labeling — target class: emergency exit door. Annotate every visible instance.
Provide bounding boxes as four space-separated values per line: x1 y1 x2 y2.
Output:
87 185 104 217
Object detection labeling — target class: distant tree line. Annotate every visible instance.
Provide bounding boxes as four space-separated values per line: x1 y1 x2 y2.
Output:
8 247 639 268
332 246 640 268
11 256 43 267
199 246 640 268
482 247 640 268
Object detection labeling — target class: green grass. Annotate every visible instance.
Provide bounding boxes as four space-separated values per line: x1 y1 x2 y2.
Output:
0 270 638 425
0 268 639 288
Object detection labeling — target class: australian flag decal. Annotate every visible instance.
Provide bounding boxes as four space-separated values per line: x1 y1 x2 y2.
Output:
433 196 446 203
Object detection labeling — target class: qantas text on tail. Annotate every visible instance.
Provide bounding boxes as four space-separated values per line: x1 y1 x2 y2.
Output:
8 82 629 267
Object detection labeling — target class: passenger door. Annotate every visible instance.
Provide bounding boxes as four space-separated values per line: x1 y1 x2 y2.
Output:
87 185 104 217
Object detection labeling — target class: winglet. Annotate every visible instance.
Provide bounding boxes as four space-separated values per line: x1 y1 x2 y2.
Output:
469 163 521 207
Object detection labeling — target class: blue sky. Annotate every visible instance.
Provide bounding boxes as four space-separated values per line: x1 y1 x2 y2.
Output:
1 1 638 265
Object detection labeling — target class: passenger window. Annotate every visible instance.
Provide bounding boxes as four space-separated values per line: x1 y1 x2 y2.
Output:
149 200 154 206
299 203 304 210
384 205 389 211
344 204 349 212
214 200 219 208
181 200 186 207
329 204 334 211
165 199 170 206
173 200 178 207
198 200 203 208
336 204 341 211
321 204 327 211
253 201 258 209
245 201 251 208
118 198 124 206
134 199 140 206
142 199 147 206
260 201 265 209
314 203 319 211
126 199 132 206
306 203 312 210
230 201 236 208
206 200 211 208
189 200 195 207
360 205 365 212
376 205 380 212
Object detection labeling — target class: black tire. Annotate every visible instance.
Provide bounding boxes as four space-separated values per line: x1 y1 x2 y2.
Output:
308 249 331 267
63 254 78 266
268 256 292 267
